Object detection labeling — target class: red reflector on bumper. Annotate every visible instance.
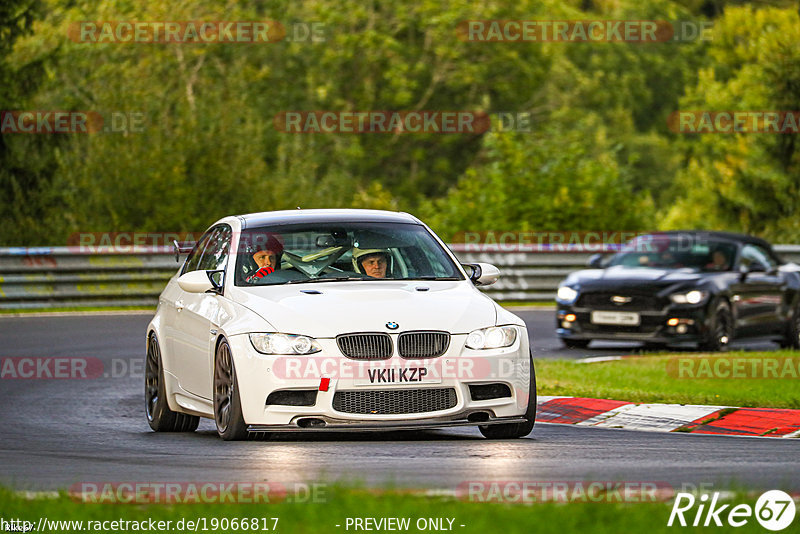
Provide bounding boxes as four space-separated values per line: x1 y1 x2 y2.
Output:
319 377 330 392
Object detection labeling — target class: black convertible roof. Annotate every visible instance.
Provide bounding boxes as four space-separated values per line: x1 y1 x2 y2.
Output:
238 209 421 229
638 230 773 249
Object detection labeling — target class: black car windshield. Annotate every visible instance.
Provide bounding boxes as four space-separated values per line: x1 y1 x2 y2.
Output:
234 221 464 286
606 236 739 272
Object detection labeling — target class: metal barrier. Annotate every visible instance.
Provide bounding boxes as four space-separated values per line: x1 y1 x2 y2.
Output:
3 245 800 309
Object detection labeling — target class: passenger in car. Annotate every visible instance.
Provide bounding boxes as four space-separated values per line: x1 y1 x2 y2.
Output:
352 248 390 278
706 249 730 271
246 235 284 282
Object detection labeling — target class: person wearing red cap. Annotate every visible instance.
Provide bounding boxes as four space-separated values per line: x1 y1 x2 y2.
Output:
245 234 283 283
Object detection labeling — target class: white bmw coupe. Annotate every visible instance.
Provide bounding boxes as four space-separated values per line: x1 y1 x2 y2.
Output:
145 209 535 440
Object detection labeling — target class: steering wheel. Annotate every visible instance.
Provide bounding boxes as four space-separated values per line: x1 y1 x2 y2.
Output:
281 246 349 277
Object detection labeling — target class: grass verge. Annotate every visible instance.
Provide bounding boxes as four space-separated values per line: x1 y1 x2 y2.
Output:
0 486 778 534
535 351 800 409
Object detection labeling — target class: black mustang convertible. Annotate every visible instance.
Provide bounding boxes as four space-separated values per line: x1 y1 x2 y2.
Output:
555 231 800 350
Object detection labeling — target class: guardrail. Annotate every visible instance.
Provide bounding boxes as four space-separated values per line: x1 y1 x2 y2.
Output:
3 245 800 309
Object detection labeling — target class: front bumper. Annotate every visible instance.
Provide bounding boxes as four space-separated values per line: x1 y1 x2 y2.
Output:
555 302 710 344
227 331 532 428
248 415 528 433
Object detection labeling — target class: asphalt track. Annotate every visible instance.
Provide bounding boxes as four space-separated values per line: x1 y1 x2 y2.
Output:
0 311 797 492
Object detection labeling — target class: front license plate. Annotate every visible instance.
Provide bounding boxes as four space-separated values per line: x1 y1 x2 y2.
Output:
354 366 441 386
590 311 641 326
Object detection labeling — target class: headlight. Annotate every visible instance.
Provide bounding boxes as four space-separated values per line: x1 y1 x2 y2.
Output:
670 290 708 305
249 333 321 355
465 326 517 350
557 285 578 304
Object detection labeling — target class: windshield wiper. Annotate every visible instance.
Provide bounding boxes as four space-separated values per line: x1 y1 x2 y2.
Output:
284 277 367 284
406 276 461 281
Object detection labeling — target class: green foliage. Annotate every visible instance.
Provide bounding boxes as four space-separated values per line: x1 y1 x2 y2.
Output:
1 1 799 244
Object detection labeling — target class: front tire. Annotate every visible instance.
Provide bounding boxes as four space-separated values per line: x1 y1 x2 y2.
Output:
213 339 249 441
779 303 800 349
145 333 199 432
700 300 733 352
479 356 536 439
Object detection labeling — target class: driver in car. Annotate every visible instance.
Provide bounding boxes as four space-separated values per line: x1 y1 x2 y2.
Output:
246 235 284 283
352 248 390 278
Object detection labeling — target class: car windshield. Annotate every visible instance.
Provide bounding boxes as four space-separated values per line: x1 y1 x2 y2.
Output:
234 221 464 286
605 236 739 272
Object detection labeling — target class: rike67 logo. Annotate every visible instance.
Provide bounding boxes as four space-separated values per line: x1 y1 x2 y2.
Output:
668 490 796 531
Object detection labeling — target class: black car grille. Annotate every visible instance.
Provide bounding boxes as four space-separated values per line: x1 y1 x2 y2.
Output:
332 388 457 414
336 333 393 360
398 331 450 358
576 292 664 311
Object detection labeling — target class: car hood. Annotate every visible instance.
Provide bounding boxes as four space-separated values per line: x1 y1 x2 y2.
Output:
229 280 498 337
564 266 704 292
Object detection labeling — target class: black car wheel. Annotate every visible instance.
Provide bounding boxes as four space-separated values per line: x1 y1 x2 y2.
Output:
145 333 199 432
779 304 800 349
700 300 733 351
213 339 249 441
562 338 591 349
479 355 536 439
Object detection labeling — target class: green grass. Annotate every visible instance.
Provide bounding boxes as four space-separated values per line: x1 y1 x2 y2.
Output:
535 351 800 409
0 486 779 534
498 300 556 308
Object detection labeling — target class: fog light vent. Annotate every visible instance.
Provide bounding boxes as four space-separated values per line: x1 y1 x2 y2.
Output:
469 383 512 401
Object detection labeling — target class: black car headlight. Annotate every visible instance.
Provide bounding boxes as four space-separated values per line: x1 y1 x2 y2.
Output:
669 290 708 305
556 285 579 304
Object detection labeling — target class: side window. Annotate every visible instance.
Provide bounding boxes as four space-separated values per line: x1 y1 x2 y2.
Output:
741 244 775 270
181 230 214 275
198 226 232 272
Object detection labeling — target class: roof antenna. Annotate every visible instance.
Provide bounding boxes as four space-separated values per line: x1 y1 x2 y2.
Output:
296 206 301 210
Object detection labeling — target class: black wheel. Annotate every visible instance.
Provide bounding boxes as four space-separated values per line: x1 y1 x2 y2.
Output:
779 304 800 349
562 338 590 349
213 339 248 441
479 356 536 439
700 300 733 351
145 333 199 432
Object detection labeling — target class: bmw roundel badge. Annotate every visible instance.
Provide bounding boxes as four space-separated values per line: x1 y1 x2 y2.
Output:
385 322 399 330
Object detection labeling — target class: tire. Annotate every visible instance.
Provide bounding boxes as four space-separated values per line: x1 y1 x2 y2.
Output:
779 303 800 350
145 333 199 432
700 300 734 352
479 356 536 439
562 338 590 349
213 338 249 441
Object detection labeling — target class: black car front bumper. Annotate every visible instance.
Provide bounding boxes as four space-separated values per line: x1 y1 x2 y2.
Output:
555 302 712 344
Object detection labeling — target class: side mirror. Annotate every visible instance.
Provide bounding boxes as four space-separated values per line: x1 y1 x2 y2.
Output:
587 253 605 268
173 239 195 263
178 270 215 293
463 263 500 286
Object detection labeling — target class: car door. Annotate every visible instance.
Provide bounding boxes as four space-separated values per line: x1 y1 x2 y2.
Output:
171 225 232 399
732 244 785 335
